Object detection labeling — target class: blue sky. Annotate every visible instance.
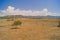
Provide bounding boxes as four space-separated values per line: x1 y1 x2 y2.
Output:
0 0 60 16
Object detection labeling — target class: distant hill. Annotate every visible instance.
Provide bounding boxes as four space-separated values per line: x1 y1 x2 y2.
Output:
0 15 60 19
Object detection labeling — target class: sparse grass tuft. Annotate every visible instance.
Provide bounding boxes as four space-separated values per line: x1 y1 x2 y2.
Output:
7 18 14 21
50 35 60 40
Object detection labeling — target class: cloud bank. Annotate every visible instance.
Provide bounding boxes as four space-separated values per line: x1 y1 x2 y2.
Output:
0 6 60 16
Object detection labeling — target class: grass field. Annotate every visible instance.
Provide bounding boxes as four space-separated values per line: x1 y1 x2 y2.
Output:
0 18 60 40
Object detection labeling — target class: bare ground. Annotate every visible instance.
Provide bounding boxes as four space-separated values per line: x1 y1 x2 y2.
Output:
0 18 60 40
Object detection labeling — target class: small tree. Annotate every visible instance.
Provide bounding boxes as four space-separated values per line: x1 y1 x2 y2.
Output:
11 20 22 29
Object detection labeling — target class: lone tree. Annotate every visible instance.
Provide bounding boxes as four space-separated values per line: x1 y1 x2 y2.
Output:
11 20 22 29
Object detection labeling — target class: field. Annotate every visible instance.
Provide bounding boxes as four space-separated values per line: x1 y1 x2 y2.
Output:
0 18 60 40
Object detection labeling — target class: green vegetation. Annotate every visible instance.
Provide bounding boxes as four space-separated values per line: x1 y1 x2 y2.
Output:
12 20 22 26
0 16 11 19
57 21 60 27
11 20 22 29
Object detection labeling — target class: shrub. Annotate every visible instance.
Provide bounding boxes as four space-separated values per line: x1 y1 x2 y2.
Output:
12 20 22 26
57 21 60 27
11 20 22 29
13 20 21 26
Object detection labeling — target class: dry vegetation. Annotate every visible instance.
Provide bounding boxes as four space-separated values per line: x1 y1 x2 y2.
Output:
0 18 60 40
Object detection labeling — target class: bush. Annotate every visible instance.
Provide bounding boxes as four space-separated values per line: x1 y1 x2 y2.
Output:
57 21 60 27
11 20 22 29
12 20 22 26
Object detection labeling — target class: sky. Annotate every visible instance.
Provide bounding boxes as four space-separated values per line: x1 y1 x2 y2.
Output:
0 0 60 16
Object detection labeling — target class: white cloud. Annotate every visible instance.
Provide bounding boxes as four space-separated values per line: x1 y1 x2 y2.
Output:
0 6 60 16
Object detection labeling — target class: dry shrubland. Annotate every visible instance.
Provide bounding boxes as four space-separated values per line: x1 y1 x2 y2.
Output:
0 18 60 40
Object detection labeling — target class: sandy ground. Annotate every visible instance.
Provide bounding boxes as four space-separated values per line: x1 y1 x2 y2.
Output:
0 18 60 40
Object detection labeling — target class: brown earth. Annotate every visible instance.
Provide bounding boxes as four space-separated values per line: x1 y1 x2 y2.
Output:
0 18 60 40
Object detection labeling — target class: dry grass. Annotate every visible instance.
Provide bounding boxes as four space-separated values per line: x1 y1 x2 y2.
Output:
0 18 60 40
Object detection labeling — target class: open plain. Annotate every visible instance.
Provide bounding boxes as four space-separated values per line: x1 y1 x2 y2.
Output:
0 18 60 40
